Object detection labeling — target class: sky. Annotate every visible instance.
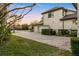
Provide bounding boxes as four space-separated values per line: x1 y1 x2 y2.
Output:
11 3 75 25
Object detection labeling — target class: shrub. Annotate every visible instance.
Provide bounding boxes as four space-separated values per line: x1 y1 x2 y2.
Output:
52 30 56 35
70 30 77 37
0 27 11 46
21 24 29 30
41 29 56 35
41 29 52 35
58 29 69 36
29 29 34 32
71 38 79 55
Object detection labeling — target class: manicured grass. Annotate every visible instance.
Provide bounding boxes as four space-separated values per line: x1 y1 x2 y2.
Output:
0 35 72 56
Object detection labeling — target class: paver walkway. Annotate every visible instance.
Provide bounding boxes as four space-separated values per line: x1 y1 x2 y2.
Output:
13 30 71 51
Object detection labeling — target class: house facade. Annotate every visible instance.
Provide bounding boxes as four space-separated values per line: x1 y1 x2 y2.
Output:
33 7 77 34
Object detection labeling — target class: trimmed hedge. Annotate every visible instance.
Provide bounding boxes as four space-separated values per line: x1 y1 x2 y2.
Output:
52 30 56 35
58 29 69 36
71 38 79 56
41 29 77 37
70 30 77 37
41 29 56 35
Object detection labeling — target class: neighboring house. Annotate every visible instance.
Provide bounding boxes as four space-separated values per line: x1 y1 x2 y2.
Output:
33 7 77 34
29 20 49 32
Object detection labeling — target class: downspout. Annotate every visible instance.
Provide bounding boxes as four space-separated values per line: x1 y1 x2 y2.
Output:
62 9 65 30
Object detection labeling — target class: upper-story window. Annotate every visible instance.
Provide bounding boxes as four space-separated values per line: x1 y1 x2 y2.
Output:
48 12 54 18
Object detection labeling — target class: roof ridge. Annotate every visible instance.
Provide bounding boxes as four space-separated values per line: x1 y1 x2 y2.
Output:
42 7 76 14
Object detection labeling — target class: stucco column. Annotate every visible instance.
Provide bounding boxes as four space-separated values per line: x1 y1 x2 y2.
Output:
77 4 79 37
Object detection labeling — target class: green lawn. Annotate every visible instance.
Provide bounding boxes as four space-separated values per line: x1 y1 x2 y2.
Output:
0 35 72 56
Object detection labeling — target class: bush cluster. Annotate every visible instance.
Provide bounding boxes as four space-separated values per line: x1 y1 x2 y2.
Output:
70 30 77 37
41 29 77 37
71 38 79 56
58 29 69 36
41 29 56 35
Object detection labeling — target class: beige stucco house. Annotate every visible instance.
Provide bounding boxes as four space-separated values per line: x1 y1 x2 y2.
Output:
33 7 77 34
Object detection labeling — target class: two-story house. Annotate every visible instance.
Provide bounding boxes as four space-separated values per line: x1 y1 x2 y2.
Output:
33 7 77 34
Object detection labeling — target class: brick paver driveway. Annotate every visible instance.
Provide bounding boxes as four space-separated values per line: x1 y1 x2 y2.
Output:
13 30 71 51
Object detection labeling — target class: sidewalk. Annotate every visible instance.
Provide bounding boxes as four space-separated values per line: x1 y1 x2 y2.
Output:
13 31 71 51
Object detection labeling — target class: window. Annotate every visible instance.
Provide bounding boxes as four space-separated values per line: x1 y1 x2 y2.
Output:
48 12 54 18
48 13 51 18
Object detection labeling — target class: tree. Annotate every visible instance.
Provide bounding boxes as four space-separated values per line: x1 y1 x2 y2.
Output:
0 3 36 45
22 24 29 30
